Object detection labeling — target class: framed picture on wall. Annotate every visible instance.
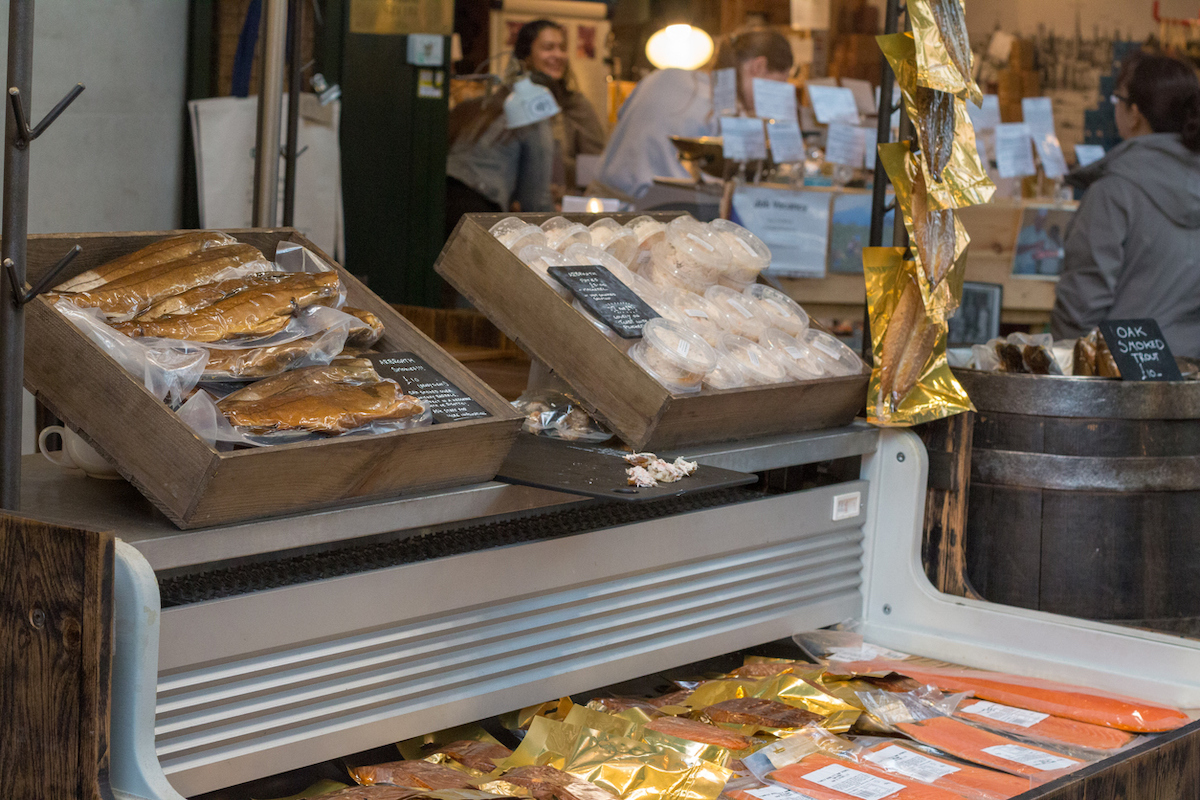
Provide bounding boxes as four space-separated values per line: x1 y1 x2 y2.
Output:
948 282 1003 346
1012 204 1074 278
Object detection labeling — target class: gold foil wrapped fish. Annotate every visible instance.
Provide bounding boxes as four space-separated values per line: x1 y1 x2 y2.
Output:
865 247 972 426
909 0 983 105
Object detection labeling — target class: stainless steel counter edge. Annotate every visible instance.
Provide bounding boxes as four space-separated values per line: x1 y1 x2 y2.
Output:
20 424 879 572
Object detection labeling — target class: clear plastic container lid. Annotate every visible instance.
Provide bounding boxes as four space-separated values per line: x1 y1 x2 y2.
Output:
718 332 790 385
562 242 636 287
709 218 771 284
490 218 548 251
588 218 638 266
704 284 773 341
627 215 667 248
803 328 867 377
744 283 810 337
666 215 733 274
624 271 667 310
633 317 718 391
517 244 574 298
659 285 730 347
759 328 825 380
541 216 592 251
628 343 700 394
704 350 748 390
645 240 721 295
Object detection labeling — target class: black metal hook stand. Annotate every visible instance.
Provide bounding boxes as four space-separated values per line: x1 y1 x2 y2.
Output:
0 0 85 511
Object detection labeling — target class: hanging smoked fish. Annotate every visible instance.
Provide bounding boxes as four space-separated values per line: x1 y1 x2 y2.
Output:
929 0 974 90
878 275 939 413
910 163 957 286
913 85 956 182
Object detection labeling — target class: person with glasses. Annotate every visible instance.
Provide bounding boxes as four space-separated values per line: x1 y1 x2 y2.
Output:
1052 53 1200 356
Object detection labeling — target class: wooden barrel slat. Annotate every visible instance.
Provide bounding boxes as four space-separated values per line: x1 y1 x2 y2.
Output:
956 369 1200 627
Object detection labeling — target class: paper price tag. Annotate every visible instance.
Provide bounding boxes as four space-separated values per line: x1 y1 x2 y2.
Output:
808 84 860 124
768 119 805 163
995 123 1037 178
825 123 867 168
721 116 768 161
714 68 738 116
753 77 799 122
962 700 1049 728
866 745 960 783
966 94 1001 131
982 745 1077 771
1022 97 1068 178
1074 143 1106 167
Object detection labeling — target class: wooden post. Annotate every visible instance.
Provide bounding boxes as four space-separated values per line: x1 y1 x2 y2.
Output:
915 410 981 599
0 513 114 799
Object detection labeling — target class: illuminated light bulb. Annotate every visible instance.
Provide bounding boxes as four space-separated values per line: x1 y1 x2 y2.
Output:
585 197 605 213
645 23 714 70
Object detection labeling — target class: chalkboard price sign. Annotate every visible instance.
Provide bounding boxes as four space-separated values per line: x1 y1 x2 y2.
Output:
1097 319 1182 382
548 265 659 338
369 352 491 423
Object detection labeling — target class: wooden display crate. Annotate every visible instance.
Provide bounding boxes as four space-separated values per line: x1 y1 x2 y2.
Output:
23 228 523 529
436 212 868 450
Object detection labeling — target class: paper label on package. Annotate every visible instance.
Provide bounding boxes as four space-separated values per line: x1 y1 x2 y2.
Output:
825 123 867 168
1021 97 1068 178
733 235 759 257
808 84 859 124
785 346 804 360
676 339 692 358
767 299 791 316
982 745 1076 771
730 299 755 319
962 701 1049 728
748 785 819 800
799 764 903 800
749 349 761 366
714 68 738 116
754 78 799 123
688 232 716 252
866 745 960 783
812 336 842 359
685 309 709 319
995 123 1037 178
827 643 909 661
721 117 768 161
768 119 805 163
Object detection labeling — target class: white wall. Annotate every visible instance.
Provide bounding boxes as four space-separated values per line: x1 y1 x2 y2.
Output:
965 0 1200 41
0 0 190 234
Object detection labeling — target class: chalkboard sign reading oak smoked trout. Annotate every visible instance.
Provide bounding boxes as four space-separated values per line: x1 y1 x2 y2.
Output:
548 265 659 338
1097 320 1183 382
370 352 491 422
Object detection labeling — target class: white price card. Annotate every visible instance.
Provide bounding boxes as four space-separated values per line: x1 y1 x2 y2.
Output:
966 94 1001 131
714 68 738 116
808 84 860 124
982 745 1078 771
962 700 1049 728
768 119 805 162
732 186 831 278
754 78 799 123
995 122 1037 178
865 745 960 783
841 78 877 116
406 33 444 66
799 764 904 800
748 786 819 800
1074 143 1106 167
825 122 867 168
1021 97 1068 178
721 117 768 161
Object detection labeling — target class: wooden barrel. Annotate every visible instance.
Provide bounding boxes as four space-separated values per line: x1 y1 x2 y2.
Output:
955 369 1200 632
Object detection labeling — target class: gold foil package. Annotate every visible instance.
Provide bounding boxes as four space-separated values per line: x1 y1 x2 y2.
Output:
877 33 994 210
908 0 983 105
864 247 973 426
877 142 970 321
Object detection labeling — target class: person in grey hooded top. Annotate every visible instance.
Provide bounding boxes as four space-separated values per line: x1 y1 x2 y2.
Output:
1052 53 1200 357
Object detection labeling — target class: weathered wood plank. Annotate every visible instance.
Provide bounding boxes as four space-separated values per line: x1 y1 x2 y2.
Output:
0 512 114 799
917 411 981 599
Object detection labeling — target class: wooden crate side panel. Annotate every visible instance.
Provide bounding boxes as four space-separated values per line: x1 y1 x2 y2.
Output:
0 513 114 799
24 299 216 522
191 418 514 527
435 216 670 447
647 375 868 451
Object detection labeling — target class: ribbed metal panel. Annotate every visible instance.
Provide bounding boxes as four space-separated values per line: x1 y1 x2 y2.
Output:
154 484 867 795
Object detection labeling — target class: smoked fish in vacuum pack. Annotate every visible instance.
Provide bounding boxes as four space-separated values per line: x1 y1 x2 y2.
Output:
53 230 236 293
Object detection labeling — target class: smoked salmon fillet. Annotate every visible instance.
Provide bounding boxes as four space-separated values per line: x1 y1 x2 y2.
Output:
953 700 1136 752
893 716 1085 779
832 660 1189 733
350 759 476 788
643 716 752 750
766 753 968 799
861 740 1031 800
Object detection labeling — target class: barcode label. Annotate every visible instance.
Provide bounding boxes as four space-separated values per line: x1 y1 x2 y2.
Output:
799 765 903 800
962 701 1049 728
676 339 691 358
982 745 1077 771
866 745 959 783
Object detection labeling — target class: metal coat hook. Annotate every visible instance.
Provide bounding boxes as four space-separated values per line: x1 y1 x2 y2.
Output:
8 82 84 148
3 245 80 306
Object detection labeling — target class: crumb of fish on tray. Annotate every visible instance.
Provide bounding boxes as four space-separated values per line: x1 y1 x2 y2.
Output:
624 452 698 487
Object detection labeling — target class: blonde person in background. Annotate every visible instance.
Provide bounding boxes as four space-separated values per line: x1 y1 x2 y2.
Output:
591 29 794 201
514 19 607 203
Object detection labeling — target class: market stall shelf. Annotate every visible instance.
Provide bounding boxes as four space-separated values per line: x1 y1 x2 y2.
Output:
436 212 868 450
22 228 523 529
